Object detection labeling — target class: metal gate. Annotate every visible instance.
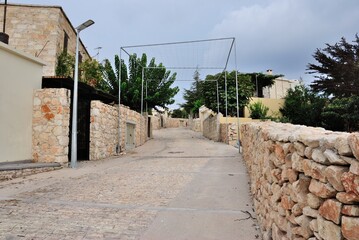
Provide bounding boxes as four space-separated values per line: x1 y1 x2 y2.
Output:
126 123 135 150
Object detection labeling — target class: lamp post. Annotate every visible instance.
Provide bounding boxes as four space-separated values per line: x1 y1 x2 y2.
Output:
71 19 94 168
0 0 9 44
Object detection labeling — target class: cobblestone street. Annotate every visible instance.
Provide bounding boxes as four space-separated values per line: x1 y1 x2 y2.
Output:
0 128 260 239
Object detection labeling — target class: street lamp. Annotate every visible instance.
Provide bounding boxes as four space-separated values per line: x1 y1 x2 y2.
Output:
71 19 94 168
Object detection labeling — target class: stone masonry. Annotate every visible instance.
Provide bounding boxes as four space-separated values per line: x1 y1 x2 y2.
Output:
90 101 118 160
203 113 221 141
241 122 359 240
0 4 90 76
90 101 147 160
32 88 70 164
165 118 188 128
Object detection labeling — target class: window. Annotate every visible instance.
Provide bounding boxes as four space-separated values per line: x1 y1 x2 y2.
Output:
63 31 69 52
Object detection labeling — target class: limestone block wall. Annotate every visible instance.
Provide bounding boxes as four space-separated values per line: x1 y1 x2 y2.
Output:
119 105 147 149
189 118 201 132
220 123 239 146
90 101 147 160
32 88 70 164
0 4 90 76
240 122 359 240
90 101 118 160
165 118 188 128
203 114 220 141
151 115 161 130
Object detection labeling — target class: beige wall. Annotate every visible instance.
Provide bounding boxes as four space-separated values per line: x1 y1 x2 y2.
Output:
0 42 45 162
0 4 90 76
244 97 284 118
263 78 300 99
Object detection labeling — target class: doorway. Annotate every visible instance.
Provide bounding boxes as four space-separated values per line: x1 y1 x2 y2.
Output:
126 123 136 150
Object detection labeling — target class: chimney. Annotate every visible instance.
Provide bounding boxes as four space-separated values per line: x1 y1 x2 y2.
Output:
266 69 273 75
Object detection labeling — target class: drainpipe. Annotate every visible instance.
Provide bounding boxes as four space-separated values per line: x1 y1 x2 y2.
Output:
0 0 9 44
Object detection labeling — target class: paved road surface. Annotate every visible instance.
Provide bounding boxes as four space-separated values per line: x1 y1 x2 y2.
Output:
0 128 260 239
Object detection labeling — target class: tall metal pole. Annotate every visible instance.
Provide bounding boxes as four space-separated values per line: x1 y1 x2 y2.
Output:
3 0 7 33
234 39 240 151
118 50 122 153
146 77 148 113
255 74 258 97
216 80 220 114
140 67 144 145
70 28 80 168
225 71 228 144
70 20 94 168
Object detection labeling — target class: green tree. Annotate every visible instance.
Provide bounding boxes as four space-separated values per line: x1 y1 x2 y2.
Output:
181 70 204 117
171 108 188 118
280 85 326 127
55 51 74 77
308 34 359 97
202 71 254 116
248 72 283 97
322 96 359 132
80 58 105 89
102 54 179 112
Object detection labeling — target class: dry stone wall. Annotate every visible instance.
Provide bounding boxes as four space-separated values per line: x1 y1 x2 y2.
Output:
165 118 188 128
90 101 147 160
240 122 359 240
32 88 70 164
203 114 220 141
90 101 118 160
119 105 147 150
151 115 161 130
189 118 201 132
220 122 240 147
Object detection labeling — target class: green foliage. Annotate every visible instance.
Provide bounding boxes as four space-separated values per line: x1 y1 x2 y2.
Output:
80 59 105 90
280 85 326 127
101 54 179 113
202 71 254 116
248 101 269 119
322 96 359 132
55 52 75 77
308 34 359 97
248 72 283 97
171 108 188 118
181 70 204 117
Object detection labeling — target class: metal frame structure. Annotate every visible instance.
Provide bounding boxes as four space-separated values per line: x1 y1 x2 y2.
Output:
118 37 240 151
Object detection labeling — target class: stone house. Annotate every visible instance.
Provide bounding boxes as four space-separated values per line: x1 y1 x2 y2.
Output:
0 3 91 76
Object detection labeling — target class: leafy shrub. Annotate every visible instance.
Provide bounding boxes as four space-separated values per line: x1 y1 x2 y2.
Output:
55 52 75 77
249 101 269 119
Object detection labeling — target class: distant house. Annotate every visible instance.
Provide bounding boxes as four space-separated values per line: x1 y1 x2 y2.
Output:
263 77 300 99
262 70 300 99
0 3 91 76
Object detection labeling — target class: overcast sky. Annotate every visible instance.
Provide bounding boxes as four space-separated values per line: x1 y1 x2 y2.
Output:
9 0 359 106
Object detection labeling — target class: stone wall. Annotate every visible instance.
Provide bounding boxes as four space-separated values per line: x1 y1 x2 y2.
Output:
0 4 90 76
240 122 359 240
90 101 147 160
119 105 147 150
165 118 188 128
151 115 161 130
203 114 220 141
189 118 201 132
90 101 118 160
32 88 70 164
220 122 239 146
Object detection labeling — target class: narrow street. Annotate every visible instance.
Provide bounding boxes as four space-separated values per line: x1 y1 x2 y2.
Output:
0 128 260 240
